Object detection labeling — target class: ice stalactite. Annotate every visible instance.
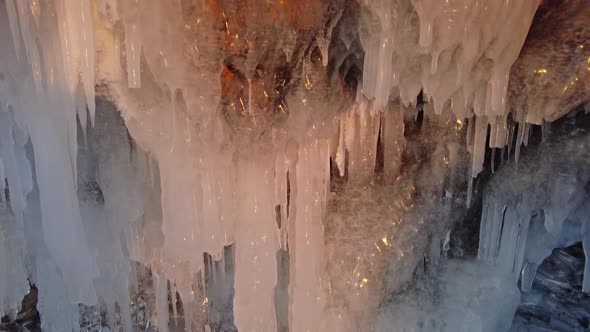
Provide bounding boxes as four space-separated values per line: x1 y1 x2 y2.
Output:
119 0 142 89
289 139 330 331
154 272 171 332
478 198 530 281
381 101 406 183
57 0 96 122
360 0 540 182
340 96 381 185
478 128 590 293
234 157 280 331
91 102 156 332
1 0 100 309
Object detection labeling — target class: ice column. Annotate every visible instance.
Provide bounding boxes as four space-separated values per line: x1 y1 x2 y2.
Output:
56 0 96 122
233 157 280 332
344 99 380 185
289 139 330 332
478 198 531 281
120 0 143 88
3 0 100 304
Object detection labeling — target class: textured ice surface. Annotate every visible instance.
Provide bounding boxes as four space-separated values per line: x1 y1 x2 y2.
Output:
0 0 585 331
375 261 521 332
511 243 590 331
479 118 590 291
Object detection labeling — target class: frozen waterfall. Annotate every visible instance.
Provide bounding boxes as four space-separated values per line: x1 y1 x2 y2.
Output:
0 0 588 331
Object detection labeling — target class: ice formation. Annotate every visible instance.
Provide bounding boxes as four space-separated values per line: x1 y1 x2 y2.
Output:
1 0 586 331
479 124 590 292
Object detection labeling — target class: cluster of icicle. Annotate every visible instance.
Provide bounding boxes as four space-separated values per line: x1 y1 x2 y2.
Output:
478 128 590 296
359 0 539 181
0 0 542 331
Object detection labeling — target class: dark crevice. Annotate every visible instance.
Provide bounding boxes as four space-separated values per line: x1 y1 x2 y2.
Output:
374 116 384 176
495 205 508 258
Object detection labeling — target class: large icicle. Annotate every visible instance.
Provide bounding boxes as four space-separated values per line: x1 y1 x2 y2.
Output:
345 98 380 185
289 139 330 332
120 0 142 88
381 101 406 183
56 0 96 123
361 0 540 156
233 157 280 332
471 116 488 179
1 0 100 305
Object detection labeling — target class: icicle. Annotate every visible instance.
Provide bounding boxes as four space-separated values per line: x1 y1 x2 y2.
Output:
335 118 346 177
493 120 508 148
488 119 497 149
5 0 21 58
430 51 440 74
125 23 141 88
289 139 330 332
515 122 526 163
490 67 509 116
466 116 475 154
382 101 405 183
171 284 179 327
120 0 142 88
374 37 394 110
466 172 473 208
184 300 193 332
347 101 380 184
154 273 170 332
362 36 379 100
15 0 43 92
496 207 523 275
79 0 96 124
451 89 466 120
233 157 279 332
471 116 487 178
